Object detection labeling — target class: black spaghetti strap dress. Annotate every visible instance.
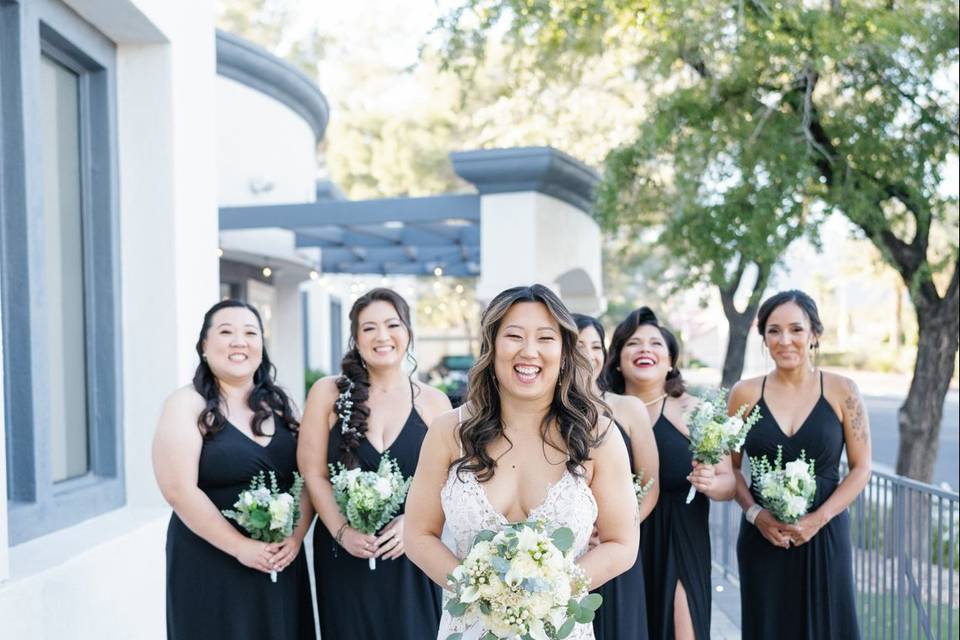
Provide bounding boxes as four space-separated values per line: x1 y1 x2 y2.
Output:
640 399 712 640
592 423 649 639
737 372 860 640
165 419 316 640
313 396 442 639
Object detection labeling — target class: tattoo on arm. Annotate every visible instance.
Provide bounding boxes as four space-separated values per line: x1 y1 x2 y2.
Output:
844 380 869 444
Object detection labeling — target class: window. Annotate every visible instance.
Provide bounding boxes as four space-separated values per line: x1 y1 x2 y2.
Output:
1 2 122 544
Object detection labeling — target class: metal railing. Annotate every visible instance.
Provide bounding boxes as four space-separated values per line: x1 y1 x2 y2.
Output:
710 468 959 639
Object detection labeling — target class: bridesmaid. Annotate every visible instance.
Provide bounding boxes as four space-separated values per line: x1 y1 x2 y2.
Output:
574 313 659 640
606 307 736 640
730 290 870 639
298 288 452 640
154 300 316 640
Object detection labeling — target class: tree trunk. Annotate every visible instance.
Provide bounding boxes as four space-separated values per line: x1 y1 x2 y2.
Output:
895 295 960 482
717 261 771 389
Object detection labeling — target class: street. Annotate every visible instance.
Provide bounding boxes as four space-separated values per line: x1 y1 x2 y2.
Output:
865 393 959 489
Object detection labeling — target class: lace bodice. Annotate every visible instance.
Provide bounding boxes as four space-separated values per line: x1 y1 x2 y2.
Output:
437 467 599 640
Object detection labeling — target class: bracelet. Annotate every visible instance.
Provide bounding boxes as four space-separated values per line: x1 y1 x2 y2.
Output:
334 522 349 546
745 504 763 525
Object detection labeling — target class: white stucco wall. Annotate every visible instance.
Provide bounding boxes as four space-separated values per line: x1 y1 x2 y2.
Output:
0 1 218 636
216 76 317 206
477 191 603 313
0 279 8 583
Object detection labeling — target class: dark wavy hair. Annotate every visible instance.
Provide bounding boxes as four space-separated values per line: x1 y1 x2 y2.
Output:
757 290 824 348
453 285 606 482
337 288 417 468
604 307 685 398
193 299 299 438
573 313 608 392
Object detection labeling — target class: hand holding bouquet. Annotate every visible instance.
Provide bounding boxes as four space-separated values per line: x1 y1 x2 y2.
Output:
444 520 601 640
222 470 305 582
685 388 762 504
329 453 410 569
750 445 816 525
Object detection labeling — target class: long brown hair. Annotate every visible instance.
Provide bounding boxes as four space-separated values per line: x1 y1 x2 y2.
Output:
336 288 417 468
452 284 606 482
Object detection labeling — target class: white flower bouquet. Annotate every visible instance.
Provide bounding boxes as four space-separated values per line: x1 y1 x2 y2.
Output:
222 470 305 582
444 520 601 640
685 388 762 503
329 453 410 569
633 469 656 504
751 445 817 524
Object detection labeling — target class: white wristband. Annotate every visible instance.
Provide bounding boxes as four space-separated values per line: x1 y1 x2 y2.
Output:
745 504 763 525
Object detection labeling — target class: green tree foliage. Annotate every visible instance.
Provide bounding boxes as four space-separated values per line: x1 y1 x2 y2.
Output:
435 0 960 481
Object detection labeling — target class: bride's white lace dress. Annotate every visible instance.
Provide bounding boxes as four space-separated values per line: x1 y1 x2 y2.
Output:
437 465 599 640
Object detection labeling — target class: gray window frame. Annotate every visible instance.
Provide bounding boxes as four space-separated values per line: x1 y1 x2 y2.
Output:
0 0 123 544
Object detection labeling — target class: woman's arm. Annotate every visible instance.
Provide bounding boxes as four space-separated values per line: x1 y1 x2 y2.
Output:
616 395 660 521
728 382 792 548
297 376 377 560
577 419 640 589
404 410 462 587
152 387 277 573
786 374 872 545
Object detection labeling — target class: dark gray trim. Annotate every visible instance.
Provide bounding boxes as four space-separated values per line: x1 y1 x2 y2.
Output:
450 146 600 213
2 0 124 544
216 30 329 142
220 194 480 230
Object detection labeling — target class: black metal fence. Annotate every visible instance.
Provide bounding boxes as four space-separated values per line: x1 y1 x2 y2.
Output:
710 468 959 639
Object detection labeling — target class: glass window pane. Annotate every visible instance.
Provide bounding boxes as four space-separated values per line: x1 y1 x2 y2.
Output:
40 54 89 483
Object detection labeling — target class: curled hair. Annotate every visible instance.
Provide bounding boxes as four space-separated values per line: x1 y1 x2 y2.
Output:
192 299 299 438
604 306 686 398
757 290 824 347
337 288 417 468
573 313 608 392
453 284 605 482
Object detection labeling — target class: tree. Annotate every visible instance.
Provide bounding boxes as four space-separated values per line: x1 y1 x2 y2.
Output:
434 0 959 481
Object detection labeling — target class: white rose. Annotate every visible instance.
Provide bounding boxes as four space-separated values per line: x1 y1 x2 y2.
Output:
253 487 272 505
515 526 539 551
722 416 744 438
784 493 809 518
784 459 811 481
699 401 716 417
373 477 393 500
268 493 294 529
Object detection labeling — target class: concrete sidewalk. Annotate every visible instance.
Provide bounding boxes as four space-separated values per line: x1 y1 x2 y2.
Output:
710 567 742 639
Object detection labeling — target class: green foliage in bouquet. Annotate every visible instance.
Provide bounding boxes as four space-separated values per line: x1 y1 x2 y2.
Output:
751 445 817 525
329 453 411 535
222 471 305 542
687 387 762 465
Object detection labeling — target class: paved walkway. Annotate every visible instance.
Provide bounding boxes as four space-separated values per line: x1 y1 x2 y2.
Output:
710 566 742 639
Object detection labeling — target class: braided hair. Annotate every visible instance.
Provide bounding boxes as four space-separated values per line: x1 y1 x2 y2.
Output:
336 288 416 468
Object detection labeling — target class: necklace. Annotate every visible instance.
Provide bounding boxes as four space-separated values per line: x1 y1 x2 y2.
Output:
643 393 667 407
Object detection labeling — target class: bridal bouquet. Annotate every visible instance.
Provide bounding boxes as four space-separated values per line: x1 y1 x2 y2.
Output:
329 453 410 569
685 388 762 504
222 470 305 582
444 520 602 640
751 445 817 524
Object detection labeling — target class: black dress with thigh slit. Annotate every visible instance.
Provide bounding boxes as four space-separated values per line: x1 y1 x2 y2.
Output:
165 419 316 640
592 423 650 639
640 399 712 640
313 402 442 640
737 372 859 639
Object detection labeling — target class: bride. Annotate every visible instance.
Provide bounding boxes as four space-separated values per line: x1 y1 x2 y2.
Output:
405 284 639 639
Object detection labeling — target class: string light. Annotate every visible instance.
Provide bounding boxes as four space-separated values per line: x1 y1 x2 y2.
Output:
261 266 272 278
309 270 319 280
215 247 224 258
433 266 443 277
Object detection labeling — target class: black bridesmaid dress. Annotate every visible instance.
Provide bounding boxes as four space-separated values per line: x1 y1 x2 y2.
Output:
737 372 859 640
592 423 649 640
640 398 712 640
165 419 316 640
313 395 442 639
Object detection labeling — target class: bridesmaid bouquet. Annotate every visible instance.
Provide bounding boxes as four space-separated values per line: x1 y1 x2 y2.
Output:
685 388 762 504
633 469 656 504
221 470 305 583
444 520 601 640
751 445 817 524
329 453 410 570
